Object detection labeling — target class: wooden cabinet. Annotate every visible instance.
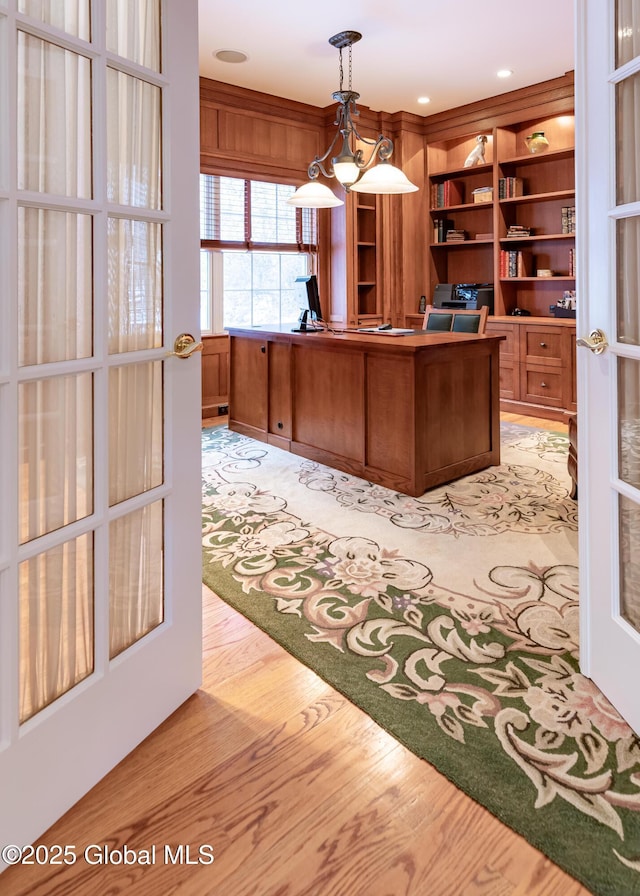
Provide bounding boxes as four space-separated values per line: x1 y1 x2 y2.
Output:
486 316 576 421
201 334 229 418
228 335 294 449
228 335 268 432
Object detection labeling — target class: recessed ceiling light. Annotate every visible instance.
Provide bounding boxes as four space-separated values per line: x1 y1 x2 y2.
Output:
497 69 513 79
214 49 248 64
417 96 431 105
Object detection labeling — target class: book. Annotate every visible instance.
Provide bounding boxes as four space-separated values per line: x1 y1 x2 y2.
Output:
498 177 524 199
505 224 532 238
356 327 415 336
432 179 464 208
433 218 454 243
561 206 576 234
500 248 533 277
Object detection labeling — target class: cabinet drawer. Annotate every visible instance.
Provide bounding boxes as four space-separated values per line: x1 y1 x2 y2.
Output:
521 367 564 406
498 361 518 401
521 326 565 367
486 321 519 360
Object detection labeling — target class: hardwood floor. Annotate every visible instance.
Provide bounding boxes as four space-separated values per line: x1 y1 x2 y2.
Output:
2 412 587 896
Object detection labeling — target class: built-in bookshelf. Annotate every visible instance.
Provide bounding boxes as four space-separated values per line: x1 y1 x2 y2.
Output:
496 115 575 316
330 189 384 327
428 138 495 289
355 192 380 319
426 113 576 319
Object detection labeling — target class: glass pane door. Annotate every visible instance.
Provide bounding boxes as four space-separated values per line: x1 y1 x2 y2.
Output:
1 0 202 860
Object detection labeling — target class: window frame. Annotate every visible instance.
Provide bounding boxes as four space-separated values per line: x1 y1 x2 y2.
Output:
199 174 318 335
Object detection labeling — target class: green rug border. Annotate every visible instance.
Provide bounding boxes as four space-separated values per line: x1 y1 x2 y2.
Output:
202 426 639 896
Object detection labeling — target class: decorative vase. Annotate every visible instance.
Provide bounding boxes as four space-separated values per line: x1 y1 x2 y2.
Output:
525 131 550 154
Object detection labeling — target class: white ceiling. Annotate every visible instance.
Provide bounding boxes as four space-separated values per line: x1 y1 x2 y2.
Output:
198 0 575 118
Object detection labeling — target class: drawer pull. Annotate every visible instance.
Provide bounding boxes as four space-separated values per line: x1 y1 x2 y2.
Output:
541 381 548 388
261 345 266 353
539 341 547 347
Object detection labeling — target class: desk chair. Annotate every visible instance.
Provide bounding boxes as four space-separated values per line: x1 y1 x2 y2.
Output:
423 304 488 334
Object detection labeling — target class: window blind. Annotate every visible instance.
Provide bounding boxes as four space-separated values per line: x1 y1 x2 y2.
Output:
200 174 317 251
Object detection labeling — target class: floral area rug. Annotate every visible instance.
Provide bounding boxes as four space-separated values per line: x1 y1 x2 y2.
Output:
201 422 640 896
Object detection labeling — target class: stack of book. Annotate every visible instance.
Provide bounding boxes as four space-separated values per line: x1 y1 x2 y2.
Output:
561 206 576 233
498 177 524 198
500 249 533 278
505 224 532 239
431 179 464 208
445 229 467 242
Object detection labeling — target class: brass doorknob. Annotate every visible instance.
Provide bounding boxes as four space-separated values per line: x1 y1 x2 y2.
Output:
167 333 203 359
576 328 608 355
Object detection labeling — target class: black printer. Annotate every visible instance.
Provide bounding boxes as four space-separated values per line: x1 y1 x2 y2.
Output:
433 283 494 313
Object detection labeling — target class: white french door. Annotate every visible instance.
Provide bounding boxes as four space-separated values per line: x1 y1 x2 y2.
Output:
0 0 202 861
577 0 640 732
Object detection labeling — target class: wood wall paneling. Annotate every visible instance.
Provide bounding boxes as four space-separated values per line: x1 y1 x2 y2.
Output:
199 78 326 181
202 334 229 418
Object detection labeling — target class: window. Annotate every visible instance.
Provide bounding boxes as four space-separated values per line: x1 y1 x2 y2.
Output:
199 175 318 333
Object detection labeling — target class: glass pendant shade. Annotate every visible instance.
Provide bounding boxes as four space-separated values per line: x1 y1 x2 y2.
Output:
350 161 419 194
287 181 344 208
332 159 361 187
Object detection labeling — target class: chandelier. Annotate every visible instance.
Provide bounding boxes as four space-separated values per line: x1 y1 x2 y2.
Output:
287 31 419 208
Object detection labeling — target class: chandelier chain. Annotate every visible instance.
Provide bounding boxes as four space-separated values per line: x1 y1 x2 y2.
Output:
337 42 354 93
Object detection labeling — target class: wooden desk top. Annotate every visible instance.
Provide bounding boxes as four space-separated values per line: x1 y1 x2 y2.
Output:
227 325 503 353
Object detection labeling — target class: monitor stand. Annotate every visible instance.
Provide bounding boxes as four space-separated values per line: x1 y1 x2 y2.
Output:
291 309 321 333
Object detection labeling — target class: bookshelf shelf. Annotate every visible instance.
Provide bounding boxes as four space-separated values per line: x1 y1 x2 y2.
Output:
500 147 574 167
500 276 576 282
500 189 575 205
431 201 493 213
431 239 494 248
430 161 493 180
499 233 575 243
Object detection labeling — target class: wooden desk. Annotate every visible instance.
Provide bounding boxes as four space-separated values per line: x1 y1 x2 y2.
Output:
227 326 503 497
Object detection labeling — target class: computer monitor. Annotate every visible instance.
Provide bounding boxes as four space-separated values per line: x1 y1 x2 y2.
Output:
292 275 324 331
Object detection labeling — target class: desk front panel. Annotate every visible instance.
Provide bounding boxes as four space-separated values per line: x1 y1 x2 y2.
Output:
366 353 414 481
292 343 365 463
